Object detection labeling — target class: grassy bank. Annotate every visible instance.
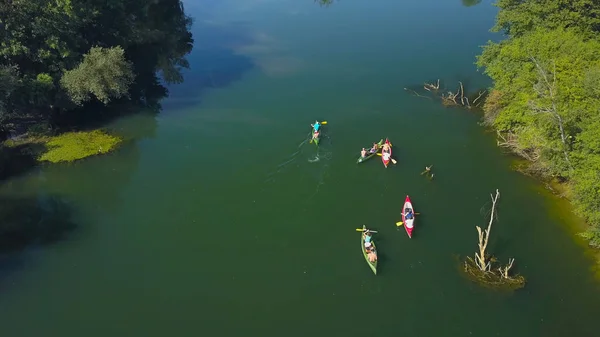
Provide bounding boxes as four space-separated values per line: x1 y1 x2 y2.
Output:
4 130 122 164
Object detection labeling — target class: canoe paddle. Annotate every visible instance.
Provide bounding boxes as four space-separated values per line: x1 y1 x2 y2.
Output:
356 228 378 233
376 153 397 164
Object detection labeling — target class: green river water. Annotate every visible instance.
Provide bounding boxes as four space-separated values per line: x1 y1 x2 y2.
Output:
1 1 600 336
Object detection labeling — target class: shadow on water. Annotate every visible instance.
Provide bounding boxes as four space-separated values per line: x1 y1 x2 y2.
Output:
0 196 77 281
461 0 483 7
0 143 42 181
314 0 336 7
0 195 77 282
0 195 76 254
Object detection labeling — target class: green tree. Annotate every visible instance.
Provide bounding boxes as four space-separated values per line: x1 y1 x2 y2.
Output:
60 46 135 105
0 65 22 124
477 24 600 246
477 28 600 174
0 0 193 131
493 0 600 37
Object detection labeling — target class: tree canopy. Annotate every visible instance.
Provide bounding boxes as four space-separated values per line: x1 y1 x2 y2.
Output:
478 0 600 247
493 0 600 37
0 0 193 134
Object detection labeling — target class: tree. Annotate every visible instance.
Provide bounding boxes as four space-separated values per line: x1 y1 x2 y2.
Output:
0 65 22 123
60 46 135 105
477 28 600 175
493 0 600 37
477 18 600 247
0 0 193 132
463 190 525 290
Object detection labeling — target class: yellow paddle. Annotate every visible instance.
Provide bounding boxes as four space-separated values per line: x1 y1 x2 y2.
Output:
356 228 378 233
376 153 397 164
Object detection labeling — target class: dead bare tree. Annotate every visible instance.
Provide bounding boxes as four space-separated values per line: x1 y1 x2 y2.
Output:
529 57 573 171
413 79 486 109
474 189 500 271
473 90 486 106
498 258 515 279
403 87 432 100
424 79 440 91
495 129 541 163
462 189 526 290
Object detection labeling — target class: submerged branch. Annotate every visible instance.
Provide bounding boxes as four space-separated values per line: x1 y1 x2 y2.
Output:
409 79 486 110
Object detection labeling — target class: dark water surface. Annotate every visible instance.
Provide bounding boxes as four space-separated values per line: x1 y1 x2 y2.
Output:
1 1 599 336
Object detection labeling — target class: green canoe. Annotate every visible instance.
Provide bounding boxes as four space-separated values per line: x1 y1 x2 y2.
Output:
357 139 384 163
361 225 378 275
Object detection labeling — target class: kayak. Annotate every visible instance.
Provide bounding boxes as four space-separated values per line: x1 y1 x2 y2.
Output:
357 139 384 164
402 195 415 238
382 138 392 168
360 225 378 275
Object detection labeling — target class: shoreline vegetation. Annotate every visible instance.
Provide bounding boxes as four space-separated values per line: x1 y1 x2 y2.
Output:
4 130 122 164
407 1 600 257
476 0 600 251
0 0 193 176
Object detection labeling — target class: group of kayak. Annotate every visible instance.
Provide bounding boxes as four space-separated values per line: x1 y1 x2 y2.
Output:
309 120 395 168
359 195 416 275
307 120 416 275
357 138 394 168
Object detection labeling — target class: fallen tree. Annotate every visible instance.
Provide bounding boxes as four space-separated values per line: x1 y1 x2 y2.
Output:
462 189 526 290
404 79 487 109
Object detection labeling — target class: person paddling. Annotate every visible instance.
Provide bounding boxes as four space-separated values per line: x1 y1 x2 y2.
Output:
404 208 414 220
370 142 379 153
382 142 391 154
311 121 320 132
382 143 391 161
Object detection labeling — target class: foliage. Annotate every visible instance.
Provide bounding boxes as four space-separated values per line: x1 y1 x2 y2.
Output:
493 0 600 37
61 46 135 105
478 2 600 247
38 130 122 163
0 65 22 123
0 0 193 132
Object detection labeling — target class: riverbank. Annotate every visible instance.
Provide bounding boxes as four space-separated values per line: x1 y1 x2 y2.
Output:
474 1 600 254
2 129 122 164
510 157 600 276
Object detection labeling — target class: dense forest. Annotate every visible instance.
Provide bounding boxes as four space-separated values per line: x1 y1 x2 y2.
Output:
0 0 193 136
476 0 600 247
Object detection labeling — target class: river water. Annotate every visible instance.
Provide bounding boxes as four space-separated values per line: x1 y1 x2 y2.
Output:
1 1 599 336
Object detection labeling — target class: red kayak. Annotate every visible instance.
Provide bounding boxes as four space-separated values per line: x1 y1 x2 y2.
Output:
401 195 415 238
382 138 392 168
